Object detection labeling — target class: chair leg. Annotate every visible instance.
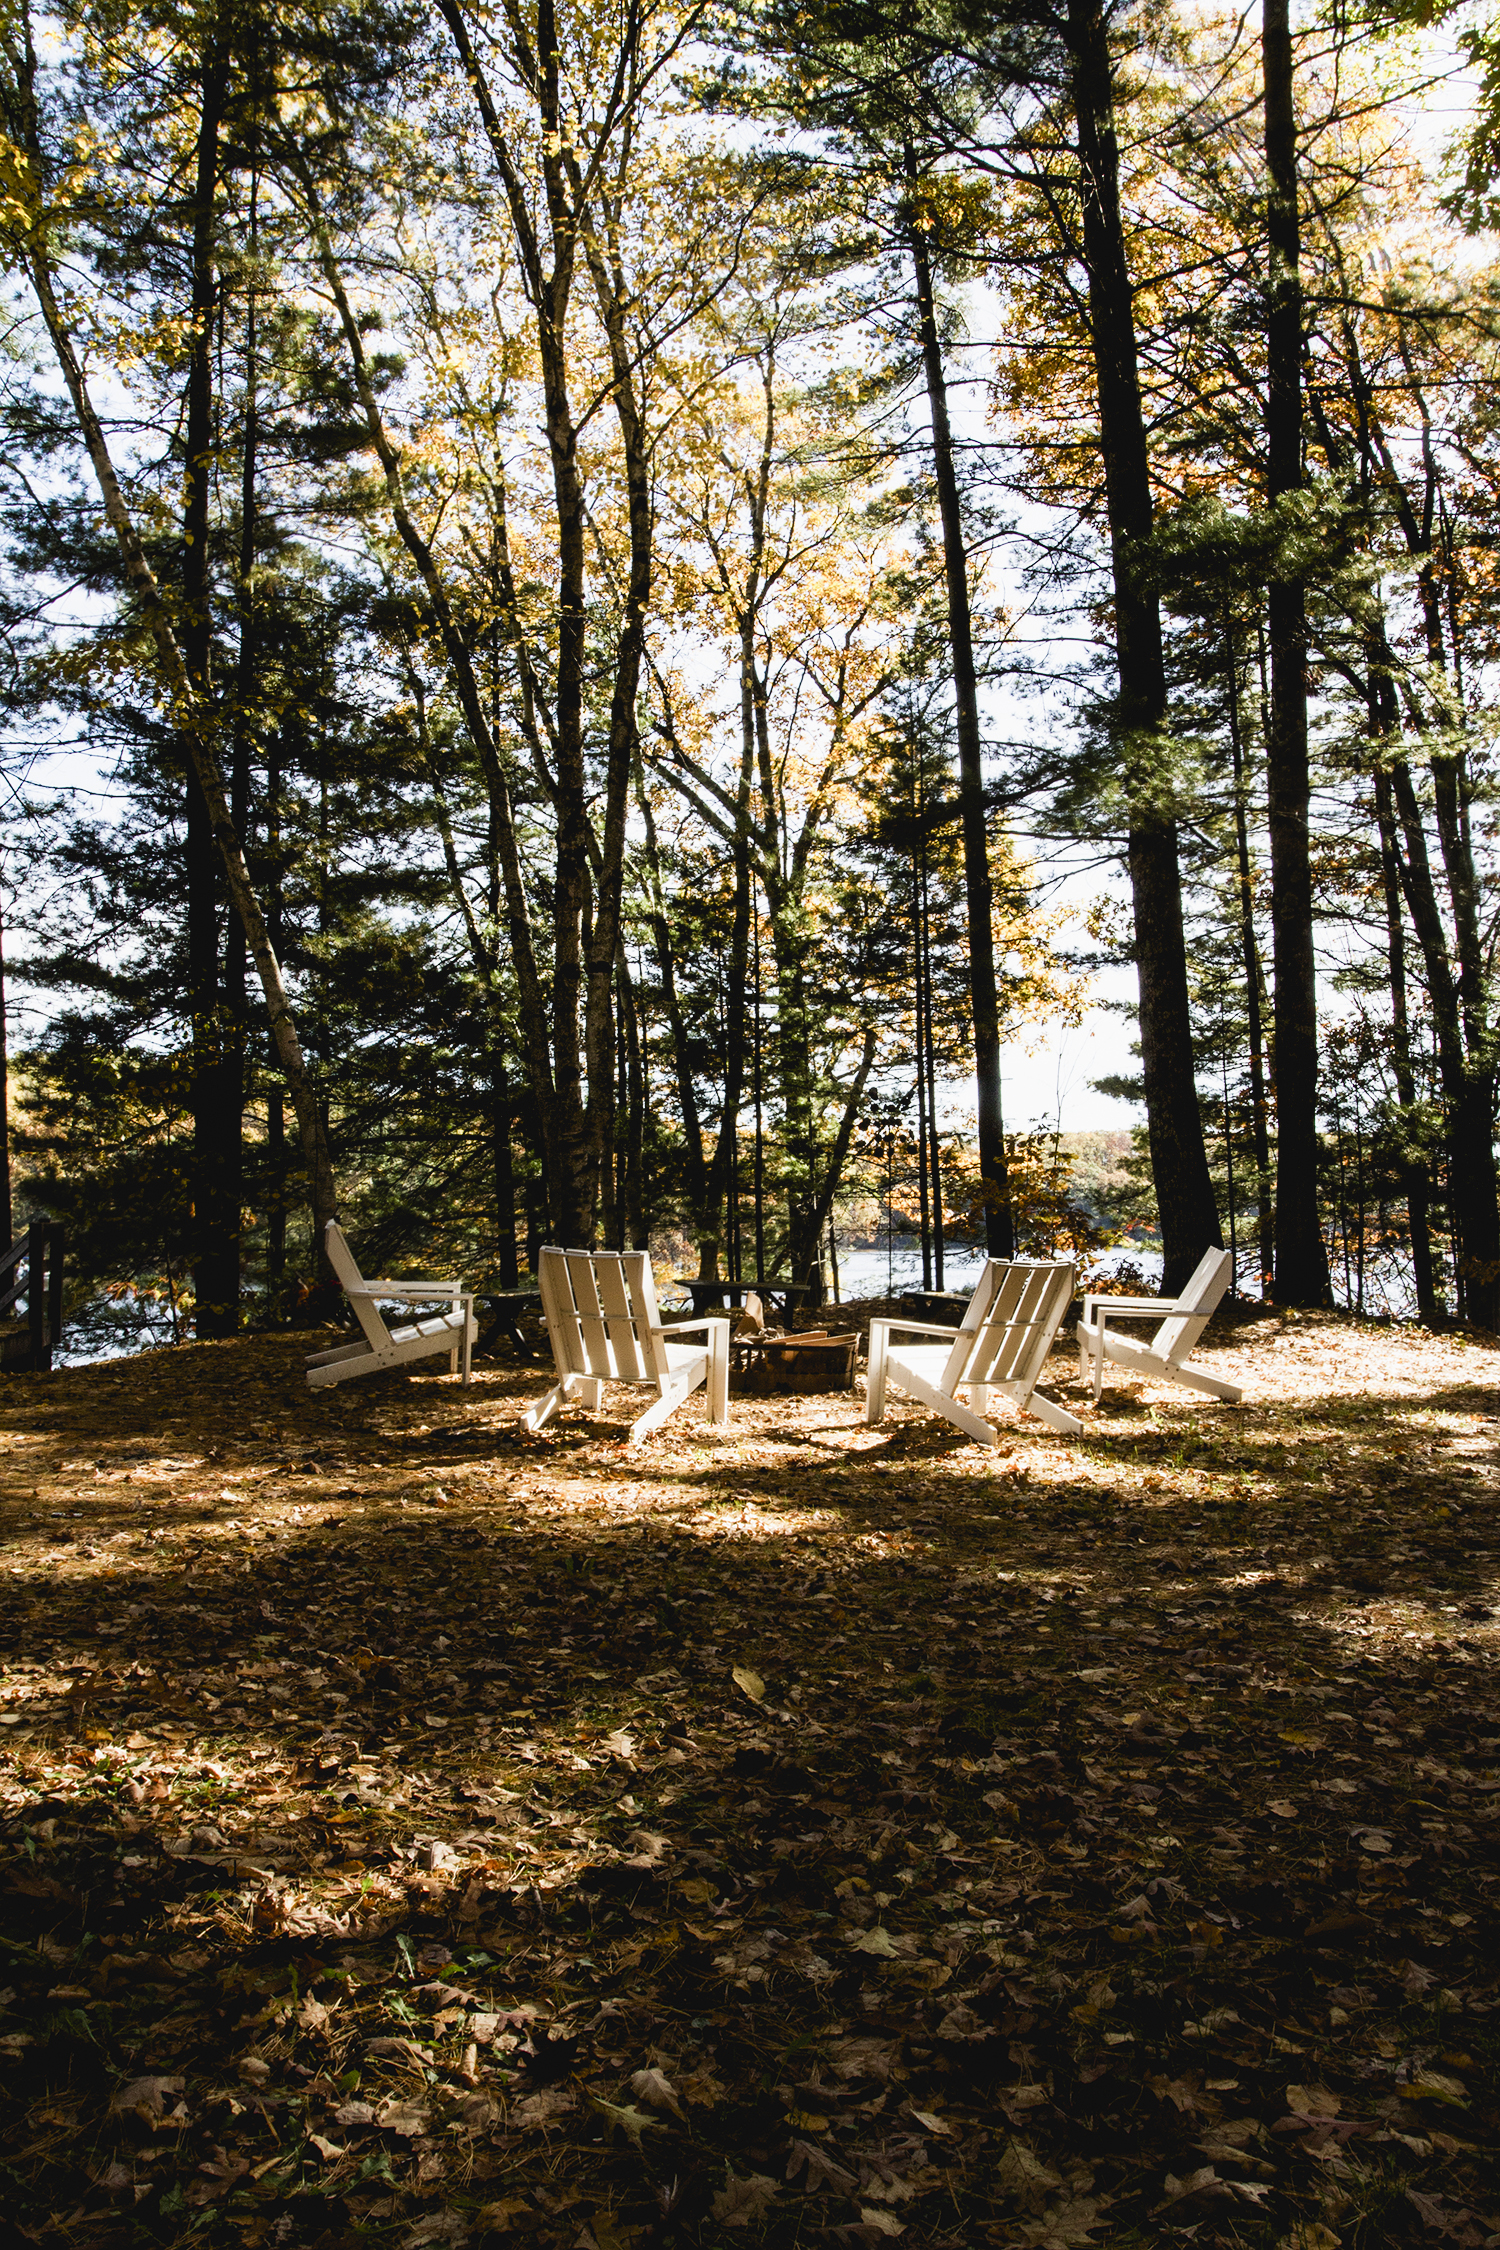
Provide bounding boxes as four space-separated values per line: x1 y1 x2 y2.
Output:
934 1394 1002 1447
522 1382 567 1433
1025 1387 1084 1439
899 1366 998 1447
461 1296 474 1388
576 1375 605 1413
1161 1364 1243 1403
705 1324 729 1425
523 1368 593 1432
865 1326 888 1424
630 1375 695 1445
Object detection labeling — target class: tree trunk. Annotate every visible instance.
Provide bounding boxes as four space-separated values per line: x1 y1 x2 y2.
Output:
1263 0 1330 1306
800 1028 880 1276
1373 755 1435 1318
225 182 259 1315
182 48 243 1339
774 921 819 1291
1387 755 1500 1326
617 949 648 1250
0 885 10 1255
576 198 655 1238
913 808 932 1288
302 158 569 1239
636 762 711 1241
1349 335 1497 1323
1065 0 1221 1296
264 719 288 1317
918 819 945 1285
491 1059 519 1287
905 182 1011 1258
519 1092 547 1276
432 0 600 1243
701 668 758 1270
1225 614 1273 1290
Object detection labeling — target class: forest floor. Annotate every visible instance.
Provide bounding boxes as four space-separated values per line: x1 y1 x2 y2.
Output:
0 1305 1498 2250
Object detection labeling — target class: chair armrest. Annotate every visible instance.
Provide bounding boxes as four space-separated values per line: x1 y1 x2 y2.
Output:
349 1279 463 1299
653 1316 731 1336
1080 1295 1165 1321
873 1317 967 1339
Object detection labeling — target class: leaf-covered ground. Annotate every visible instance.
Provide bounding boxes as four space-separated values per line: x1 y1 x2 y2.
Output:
1 1305 1498 2250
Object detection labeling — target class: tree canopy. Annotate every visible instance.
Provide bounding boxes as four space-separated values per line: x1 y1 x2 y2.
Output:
0 0 1494 1334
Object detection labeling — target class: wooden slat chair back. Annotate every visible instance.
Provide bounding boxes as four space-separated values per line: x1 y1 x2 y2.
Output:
1151 1248 1232 1364
965 1261 1078 1400
305 1221 476 1390
866 1260 1081 1444
929 1260 1007 1393
324 1221 394 1357
526 1248 729 1444
1076 1245 1239 1403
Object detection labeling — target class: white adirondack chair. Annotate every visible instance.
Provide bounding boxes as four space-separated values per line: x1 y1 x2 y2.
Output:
1076 1245 1239 1403
524 1248 730 1444
866 1260 1081 1444
305 1221 476 1390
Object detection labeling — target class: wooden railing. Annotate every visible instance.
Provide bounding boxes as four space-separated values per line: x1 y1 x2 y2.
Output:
0 1221 65 1371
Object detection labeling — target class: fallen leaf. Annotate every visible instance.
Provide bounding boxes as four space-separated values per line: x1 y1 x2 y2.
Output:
848 1925 899 1957
475 2201 530 2233
910 2109 952 2136
712 2171 780 2225
402 2215 468 2248
629 2067 685 2120
1019 2193 1109 2246
1285 2085 1342 2118
786 2137 858 2191
109 2075 185 2119
1153 2165 1225 2212
998 2141 1063 2208
1400 2071 1468 2107
588 2097 662 2145
731 1666 766 1704
513 2089 575 2129
376 2099 431 2137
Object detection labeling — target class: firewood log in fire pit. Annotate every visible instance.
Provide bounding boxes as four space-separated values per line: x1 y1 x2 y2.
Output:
731 1329 858 1396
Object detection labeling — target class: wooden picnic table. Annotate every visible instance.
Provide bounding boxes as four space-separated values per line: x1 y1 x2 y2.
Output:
670 1277 812 1326
476 1290 543 1358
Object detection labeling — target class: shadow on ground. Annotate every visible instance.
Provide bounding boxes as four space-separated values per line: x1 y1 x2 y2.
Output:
0 1321 1498 2248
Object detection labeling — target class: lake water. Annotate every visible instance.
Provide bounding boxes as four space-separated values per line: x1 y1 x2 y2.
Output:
826 1239 1163 1301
